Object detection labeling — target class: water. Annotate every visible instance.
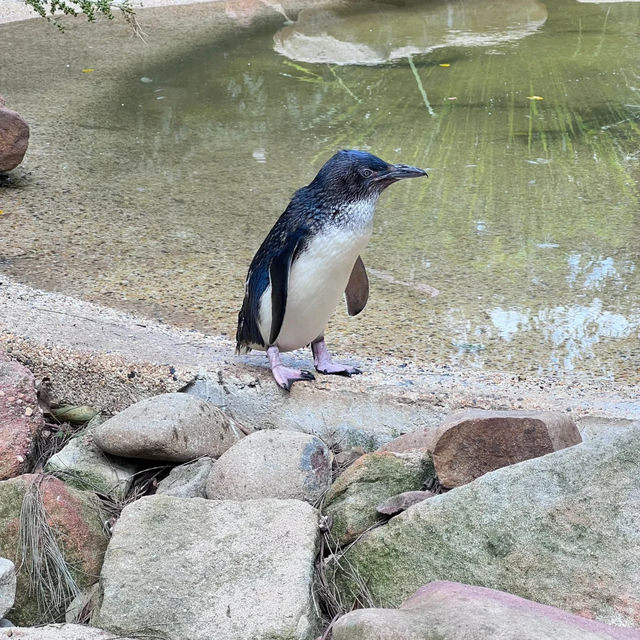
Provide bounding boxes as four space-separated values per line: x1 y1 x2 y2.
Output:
1 0 639 381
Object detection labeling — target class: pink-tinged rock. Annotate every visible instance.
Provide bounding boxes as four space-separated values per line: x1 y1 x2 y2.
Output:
379 430 439 454
376 490 435 517
433 409 581 487
0 97 29 172
0 474 109 625
332 581 640 640
0 353 44 480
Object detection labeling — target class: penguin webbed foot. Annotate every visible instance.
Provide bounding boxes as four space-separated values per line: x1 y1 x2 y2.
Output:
311 337 362 377
272 366 315 391
267 345 315 391
316 363 362 377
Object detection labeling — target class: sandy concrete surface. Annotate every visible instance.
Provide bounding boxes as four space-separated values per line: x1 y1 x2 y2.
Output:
1 277 638 444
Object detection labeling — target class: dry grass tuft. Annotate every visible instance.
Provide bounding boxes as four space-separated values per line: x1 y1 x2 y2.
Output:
313 515 377 640
17 475 80 622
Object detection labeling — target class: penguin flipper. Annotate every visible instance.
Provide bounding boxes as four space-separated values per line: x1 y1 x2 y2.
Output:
269 233 305 345
345 255 369 316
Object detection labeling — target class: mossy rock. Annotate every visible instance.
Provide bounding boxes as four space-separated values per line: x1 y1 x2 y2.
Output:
332 426 640 628
323 451 435 546
0 474 109 625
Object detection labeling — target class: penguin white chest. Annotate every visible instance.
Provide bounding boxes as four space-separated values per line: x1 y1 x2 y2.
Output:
258 200 376 352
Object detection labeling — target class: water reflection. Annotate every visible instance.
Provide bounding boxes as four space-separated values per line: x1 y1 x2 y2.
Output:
274 0 548 65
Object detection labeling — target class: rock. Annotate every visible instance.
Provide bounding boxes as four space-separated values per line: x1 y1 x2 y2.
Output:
0 475 108 625
334 447 366 471
0 624 139 639
323 451 435 546
49 405 99 425
156 457 213 498
0 354 44 480
332 581 640 640
0 97 29 172
376 490 435 517
379 430 439 454
380 411 582 488
433 409 581 487
65 583 101 624
0 620 12 628
93 392 244 462
0 559 15 619
94 495 320 640
206 430 332 504
45 431 139 500
187 373 444 451
334 426 640 627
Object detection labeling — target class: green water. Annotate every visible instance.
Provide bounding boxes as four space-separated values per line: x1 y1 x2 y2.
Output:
1 0 639 380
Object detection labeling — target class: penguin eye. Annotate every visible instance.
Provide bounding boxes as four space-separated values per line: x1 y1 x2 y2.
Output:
361 168 374 178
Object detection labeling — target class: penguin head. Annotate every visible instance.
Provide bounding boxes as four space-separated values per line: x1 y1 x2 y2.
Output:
310 149 427 202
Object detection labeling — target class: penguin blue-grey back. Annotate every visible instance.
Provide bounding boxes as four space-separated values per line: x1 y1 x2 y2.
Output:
236 149 427 391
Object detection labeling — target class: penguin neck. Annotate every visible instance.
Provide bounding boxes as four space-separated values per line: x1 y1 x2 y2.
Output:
331 194 380 233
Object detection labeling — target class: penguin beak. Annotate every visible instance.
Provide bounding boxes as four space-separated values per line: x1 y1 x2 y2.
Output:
376 164 428 181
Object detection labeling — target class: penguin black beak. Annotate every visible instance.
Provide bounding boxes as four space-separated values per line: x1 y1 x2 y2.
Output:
376 164 428 181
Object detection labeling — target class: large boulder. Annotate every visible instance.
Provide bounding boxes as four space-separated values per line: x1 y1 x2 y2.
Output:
0 354 44 480
156 457 213 498
94 495 320 640
45 431 139 500
0 475 108 625
431 409 581 487
334 426 640 627
0 97 29 172
0 559 15 619
332 581 640 640
323 451 435 546
92 393 244 462
0 624 138 639
206 430 332 504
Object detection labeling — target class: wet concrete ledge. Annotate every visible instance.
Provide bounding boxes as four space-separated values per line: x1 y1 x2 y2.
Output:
1 277 638 448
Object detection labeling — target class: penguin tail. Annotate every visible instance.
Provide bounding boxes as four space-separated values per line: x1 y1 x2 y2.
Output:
235 342 251 355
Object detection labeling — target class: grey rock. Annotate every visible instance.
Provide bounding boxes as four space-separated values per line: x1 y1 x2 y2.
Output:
94 495 320 640
332 581 640 640
335 425 640 627
65 583 101 624
376 491 435 517
0 624 138 639
324 451 435 546
45 431 139 499
206 430 332 504
334 447 366 472
187 374 444 451
156 457 213 498
0 620 13 628
0 559 15 619
93 392 244 462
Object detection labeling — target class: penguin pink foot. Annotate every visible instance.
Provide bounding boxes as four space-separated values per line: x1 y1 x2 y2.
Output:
311 337 361 376
267 346 315 391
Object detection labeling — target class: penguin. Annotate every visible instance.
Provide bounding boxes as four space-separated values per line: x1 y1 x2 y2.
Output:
236 149 427 390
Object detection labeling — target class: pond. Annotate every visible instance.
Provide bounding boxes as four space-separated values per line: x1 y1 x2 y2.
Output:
1 0 639 381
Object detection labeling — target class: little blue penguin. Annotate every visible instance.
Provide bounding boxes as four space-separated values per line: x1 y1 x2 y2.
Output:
236 149 427 390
